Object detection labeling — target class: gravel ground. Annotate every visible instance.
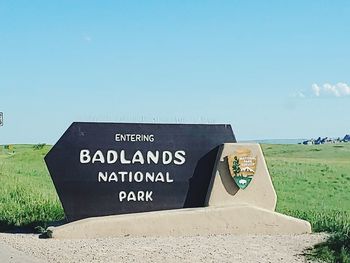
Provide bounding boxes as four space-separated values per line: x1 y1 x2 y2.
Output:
0 233 327 263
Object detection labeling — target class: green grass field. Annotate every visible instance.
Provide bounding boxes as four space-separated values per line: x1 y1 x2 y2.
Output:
0 143 349 261
263 144 350 262
0 145 63 230
262 144 350 230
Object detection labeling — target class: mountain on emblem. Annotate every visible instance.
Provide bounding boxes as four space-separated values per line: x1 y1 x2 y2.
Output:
227 148 257 189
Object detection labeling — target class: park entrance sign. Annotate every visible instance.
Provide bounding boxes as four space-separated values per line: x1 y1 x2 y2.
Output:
45 122 236 221
46 124 312 239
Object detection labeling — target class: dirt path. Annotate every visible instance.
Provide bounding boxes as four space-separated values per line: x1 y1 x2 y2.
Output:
0 233 327 263
0 242 45 263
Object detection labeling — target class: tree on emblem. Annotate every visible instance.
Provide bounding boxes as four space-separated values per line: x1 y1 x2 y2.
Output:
232 156 241 176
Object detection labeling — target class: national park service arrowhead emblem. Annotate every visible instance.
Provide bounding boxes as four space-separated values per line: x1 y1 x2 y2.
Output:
227 148 257 189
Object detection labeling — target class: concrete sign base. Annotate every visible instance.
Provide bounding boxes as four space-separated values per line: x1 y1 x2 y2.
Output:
49 143 311 238
50 205 310 239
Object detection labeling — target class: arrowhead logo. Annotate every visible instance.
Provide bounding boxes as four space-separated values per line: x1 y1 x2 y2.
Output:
227 148 257 189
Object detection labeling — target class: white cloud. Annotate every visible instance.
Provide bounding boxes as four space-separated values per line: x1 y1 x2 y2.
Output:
311 82 350 97
311 84 321 97
337 82 350 95
324 83 340 97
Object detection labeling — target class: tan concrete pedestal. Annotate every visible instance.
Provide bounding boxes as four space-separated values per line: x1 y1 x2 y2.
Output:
49 143 311 239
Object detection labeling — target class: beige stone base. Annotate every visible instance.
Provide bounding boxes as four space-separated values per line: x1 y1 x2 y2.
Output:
49 204 311 239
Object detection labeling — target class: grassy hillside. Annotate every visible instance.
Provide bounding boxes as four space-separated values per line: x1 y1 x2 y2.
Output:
0 145 63 230
0 143 349 261
1 143 349 228
262 144 350 230
262 144 350 262
0 144 350 226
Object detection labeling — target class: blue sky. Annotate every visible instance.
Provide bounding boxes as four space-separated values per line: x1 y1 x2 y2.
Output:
1 1 350 144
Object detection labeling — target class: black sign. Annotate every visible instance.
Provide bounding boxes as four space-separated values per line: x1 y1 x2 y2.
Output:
45 122 236 221
0 112 3 126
